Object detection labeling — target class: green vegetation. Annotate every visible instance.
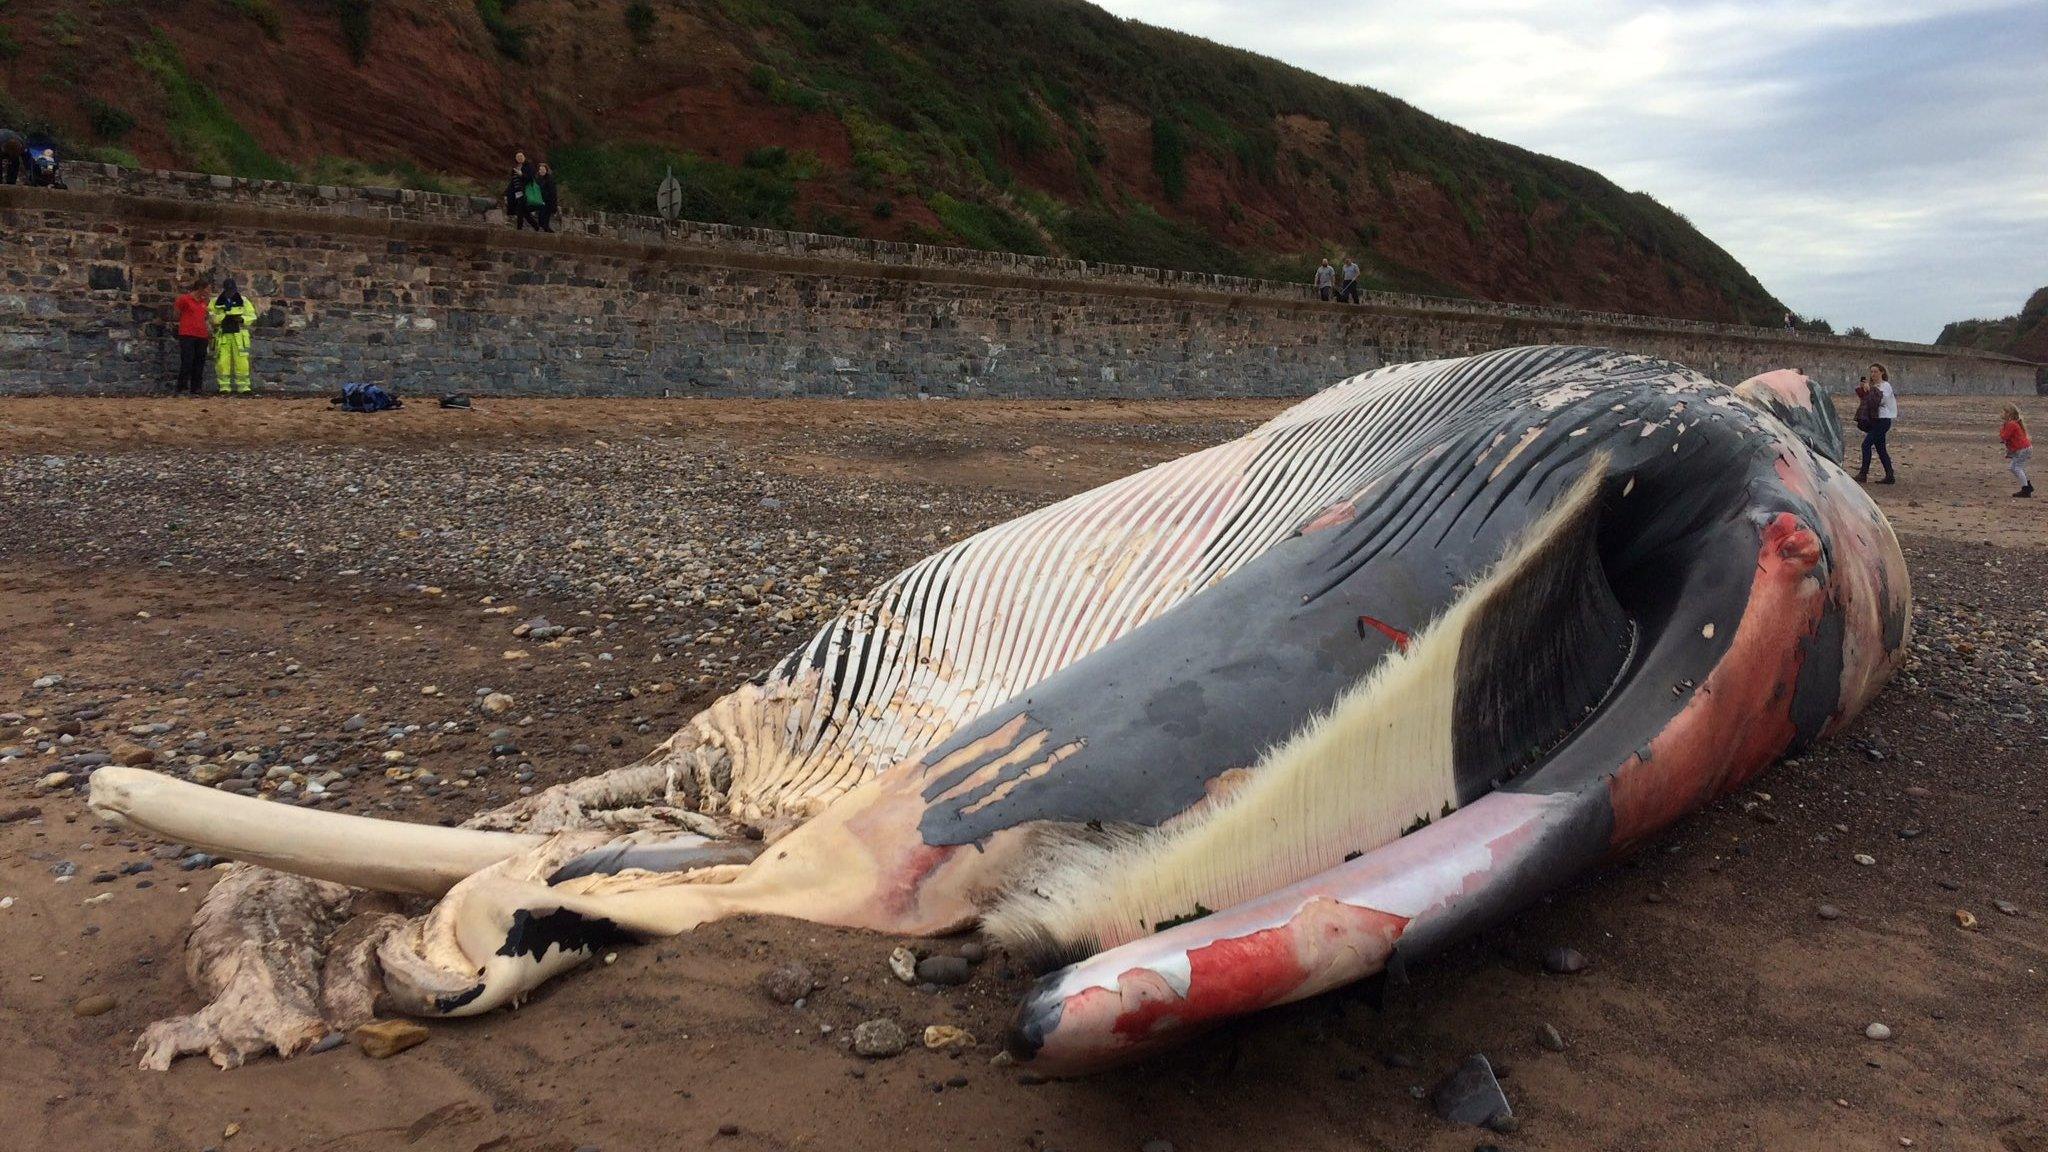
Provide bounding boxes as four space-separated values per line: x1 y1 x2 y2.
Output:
335 0 375 65
300 155 479 195
747 64 825 112
45 9 81 47
807 207 858 236
1149 118 1186 203
928 193 1043 254
79 145 141 167
134 38 294 180
227 0 284 41
1054 202 1243 275
476 0 529 61
0 84 30 129
84 99 135 142
1937 288 2048 357
549 141 800 225
0 24 19 61
624 1 656 44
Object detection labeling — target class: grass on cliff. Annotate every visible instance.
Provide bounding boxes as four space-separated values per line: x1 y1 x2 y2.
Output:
928 193 1044 255
1054 202 1244 274
134 38 293 180
336 0 375 64
476 0 530 60
226 0 285 41
706 0 1781 319
549 141 800 226
1937 289 2048 358
300 156 481 196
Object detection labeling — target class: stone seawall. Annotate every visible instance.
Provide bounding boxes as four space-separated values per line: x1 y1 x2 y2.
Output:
0 166 2035 398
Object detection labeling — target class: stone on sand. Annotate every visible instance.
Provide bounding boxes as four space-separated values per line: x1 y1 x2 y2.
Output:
351 1019 430 1058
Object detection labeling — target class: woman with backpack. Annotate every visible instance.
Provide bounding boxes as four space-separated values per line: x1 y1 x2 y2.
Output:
208 278 259 395
510 152 545 231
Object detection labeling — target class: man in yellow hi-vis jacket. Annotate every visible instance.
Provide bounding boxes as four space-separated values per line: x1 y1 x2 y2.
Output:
208 278 258 394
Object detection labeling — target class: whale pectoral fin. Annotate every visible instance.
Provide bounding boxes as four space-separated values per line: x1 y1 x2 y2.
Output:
1007 788 1601 1074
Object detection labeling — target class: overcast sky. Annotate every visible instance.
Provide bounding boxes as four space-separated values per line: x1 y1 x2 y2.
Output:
1095 0 2046 342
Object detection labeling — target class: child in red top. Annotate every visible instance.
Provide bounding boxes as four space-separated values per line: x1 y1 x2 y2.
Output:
2001 404 2032 498
172 276 210 395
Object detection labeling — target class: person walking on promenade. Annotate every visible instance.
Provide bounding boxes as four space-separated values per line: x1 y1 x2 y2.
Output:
1338 256 1361 303
2000 404 2033 498
208 278 258 395
1854 362 1897 485
1313 258 1335 302
536 162 558 233
172 275 211 395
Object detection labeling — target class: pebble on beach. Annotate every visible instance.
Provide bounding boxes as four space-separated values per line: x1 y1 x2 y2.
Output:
852 1018 908 1059
758 962 815 1005
1542 947 1588 975
351 1019 431 1058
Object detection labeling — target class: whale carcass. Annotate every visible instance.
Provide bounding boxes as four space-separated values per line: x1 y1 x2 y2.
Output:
91 346 1908 1073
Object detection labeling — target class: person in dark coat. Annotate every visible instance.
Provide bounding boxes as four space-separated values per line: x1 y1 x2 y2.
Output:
506 150 537 228
0 129 24 186
536 162 558 233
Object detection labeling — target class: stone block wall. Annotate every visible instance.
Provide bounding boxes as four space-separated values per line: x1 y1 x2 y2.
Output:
0 167 2035 398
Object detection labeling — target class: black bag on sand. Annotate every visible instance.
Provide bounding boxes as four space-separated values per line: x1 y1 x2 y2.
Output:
440 393 473 410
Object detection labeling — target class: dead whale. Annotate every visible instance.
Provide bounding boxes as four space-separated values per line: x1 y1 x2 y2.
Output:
90 346 1908 1073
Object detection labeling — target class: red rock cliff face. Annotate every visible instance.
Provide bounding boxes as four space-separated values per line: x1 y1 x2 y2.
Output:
0 0 1784 324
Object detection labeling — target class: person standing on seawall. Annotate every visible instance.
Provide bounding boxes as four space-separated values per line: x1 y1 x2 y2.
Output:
1313 258 1335 302
1338 256 1361 303
2000 405 2033 498
1855 361 1897 485
209 278 258 395
536 162 558 233
506 150 536 227
171 275 212 396
0 128 24 185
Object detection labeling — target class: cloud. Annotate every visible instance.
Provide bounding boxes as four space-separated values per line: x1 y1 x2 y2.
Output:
1095 0 2048 340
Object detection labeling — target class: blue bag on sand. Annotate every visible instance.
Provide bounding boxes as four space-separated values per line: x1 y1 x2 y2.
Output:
337 383 401 412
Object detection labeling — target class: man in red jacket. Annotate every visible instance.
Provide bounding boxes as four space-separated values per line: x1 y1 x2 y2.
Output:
172 276 211 395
